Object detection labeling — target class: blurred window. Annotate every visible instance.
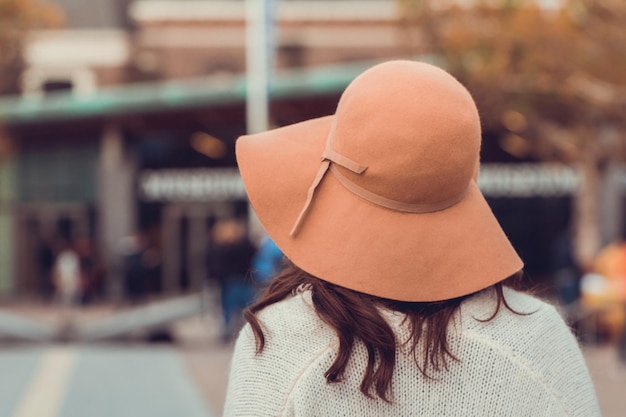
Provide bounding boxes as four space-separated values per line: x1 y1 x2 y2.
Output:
42 80 73 94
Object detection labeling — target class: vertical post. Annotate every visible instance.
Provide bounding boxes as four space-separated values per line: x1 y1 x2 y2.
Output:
0 135 16 295
245 0 273 135
601 160 623 246
98 125 137 300
162 204 181 294
246 0 276 241
188 205 207 292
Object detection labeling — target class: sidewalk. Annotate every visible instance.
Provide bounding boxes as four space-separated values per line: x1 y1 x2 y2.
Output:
3 302 625 416
173 309 233 417
582 344 626 417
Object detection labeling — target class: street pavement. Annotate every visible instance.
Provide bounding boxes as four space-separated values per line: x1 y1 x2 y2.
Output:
0 304 625 417
0 299 229 417
581 344 626 417
0 344 215 417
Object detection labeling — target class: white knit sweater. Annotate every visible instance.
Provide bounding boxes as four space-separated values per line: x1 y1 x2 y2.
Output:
224 288 600 416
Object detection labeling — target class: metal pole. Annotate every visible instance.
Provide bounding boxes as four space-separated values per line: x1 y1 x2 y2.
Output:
245 0 276 242
245 0 271 135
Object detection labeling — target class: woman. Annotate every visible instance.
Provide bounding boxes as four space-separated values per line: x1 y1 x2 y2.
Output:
224 61 600 416
208 218 257 342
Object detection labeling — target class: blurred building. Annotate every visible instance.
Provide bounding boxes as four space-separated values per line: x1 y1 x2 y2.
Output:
0 0 613 299
0 0 409 299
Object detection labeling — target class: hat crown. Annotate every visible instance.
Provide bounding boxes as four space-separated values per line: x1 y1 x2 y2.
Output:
328 61 481 205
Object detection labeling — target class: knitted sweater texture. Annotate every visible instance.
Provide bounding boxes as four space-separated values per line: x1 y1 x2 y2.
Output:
224 288 600 416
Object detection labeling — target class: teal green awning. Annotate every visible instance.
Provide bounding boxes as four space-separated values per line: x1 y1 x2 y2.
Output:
0 61 376 125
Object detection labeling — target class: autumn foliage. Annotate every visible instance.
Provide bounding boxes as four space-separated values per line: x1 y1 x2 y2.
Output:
0 0 63 94
399 0 626 268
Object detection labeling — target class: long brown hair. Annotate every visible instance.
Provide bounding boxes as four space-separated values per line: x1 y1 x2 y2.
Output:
244 262 527 403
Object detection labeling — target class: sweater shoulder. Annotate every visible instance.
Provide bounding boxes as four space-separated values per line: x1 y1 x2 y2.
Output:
256 290 333 347
224 291 333 416
458 289 600 416
459 288 575 356
460 287 562 333
458 288 579 383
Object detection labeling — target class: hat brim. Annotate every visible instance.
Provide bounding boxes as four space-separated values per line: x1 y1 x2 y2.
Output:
236 116 523 301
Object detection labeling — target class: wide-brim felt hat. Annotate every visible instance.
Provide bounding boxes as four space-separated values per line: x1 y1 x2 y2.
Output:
236 60 523 302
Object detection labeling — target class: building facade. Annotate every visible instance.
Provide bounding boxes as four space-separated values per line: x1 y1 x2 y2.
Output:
0 0 610 300
1 1 412 299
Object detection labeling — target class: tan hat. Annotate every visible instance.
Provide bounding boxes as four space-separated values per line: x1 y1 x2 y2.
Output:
236 60 523 302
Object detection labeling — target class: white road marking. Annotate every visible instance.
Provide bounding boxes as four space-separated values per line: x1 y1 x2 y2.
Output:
11 347 76 417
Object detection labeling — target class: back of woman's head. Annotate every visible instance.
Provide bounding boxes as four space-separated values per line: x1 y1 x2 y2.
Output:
245 262 526 403
236 61 528 403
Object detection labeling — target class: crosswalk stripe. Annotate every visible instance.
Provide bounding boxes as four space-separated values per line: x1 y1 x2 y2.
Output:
11 347 76 417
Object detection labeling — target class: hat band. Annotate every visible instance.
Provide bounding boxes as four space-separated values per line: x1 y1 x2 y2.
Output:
289 146 366 236
289 148 469 237
329 165 469 214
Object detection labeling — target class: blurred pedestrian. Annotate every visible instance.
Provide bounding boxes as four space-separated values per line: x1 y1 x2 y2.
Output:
251 234 284 285
582 235 626 339
118 233 146 303
74 236 95 304
36 234 55 301
208 218 256 343
117 232 163 302
551 227 580 306
590 232 626 357
224 61 600 416
52 239 81 326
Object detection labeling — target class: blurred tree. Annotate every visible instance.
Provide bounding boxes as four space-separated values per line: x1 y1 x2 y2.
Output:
0 0 62 95
399 0 626 271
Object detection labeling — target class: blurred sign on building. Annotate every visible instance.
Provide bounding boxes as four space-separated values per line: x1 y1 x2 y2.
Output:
139 168 246 202
479 164 578 198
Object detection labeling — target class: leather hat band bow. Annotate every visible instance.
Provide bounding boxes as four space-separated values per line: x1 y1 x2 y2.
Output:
290 147 469 237
290 146 366 236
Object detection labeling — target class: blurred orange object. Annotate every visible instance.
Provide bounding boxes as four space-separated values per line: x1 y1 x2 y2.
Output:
581 242 626 341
